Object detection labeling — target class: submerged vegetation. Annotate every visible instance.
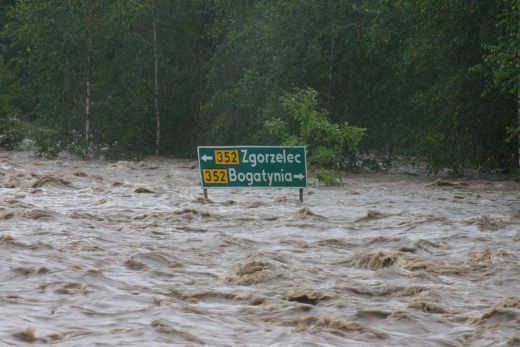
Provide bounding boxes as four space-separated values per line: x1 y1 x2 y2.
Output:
0 0 518 174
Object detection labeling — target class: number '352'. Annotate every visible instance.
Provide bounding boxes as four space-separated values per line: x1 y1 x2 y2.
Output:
203 169 228 184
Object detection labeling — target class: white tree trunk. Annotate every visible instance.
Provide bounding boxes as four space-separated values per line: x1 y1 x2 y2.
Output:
85 79 90 158
328 36 334 96
84 1 92 159
152 0 160 156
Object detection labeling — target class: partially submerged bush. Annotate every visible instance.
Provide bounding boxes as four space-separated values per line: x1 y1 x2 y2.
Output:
264 88 366 185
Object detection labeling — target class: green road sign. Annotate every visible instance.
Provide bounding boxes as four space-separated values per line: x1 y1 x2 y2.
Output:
197 146 307 188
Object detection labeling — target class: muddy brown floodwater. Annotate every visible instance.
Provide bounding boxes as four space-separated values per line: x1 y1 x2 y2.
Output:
1 151 519 346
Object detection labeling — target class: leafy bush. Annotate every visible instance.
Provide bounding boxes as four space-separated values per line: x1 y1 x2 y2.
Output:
0 58 25 149
264 88 366 184
32 127 66 158
0 118 26 149
315 168 344 186
97 142 145 161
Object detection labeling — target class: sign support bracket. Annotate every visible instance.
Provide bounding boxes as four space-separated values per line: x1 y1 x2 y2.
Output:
299 188 303 203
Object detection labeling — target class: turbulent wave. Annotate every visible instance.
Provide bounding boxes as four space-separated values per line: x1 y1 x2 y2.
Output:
0 151 519 346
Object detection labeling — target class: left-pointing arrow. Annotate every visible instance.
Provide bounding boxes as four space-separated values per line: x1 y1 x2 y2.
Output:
201 155 213 162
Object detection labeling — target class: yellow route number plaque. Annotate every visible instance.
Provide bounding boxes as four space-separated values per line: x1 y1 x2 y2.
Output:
214 149 240 165
202 169 228 184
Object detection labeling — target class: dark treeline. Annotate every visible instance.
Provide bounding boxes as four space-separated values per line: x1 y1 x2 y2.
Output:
0 0 518 173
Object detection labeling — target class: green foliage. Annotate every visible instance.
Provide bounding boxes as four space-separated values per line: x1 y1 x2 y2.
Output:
32 127 65 158
0 56 24 149
483 0 519 154
263 117 291 144
266 88 366 169
0 118 25 149
3 0 211 158
312 147 338 168
0 58 12 115
506 127 520 143
362 0 517 171
483 0 520 95
0 0 516 171
315 168 344 186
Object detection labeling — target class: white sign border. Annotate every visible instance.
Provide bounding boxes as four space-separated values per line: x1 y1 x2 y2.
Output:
197 145 308 189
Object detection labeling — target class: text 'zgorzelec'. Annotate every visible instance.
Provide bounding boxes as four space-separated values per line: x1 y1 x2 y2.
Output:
240 149 302 167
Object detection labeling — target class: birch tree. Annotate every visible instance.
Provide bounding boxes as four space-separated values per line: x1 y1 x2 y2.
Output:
84 0 93 158
484 0 520 169
151 0 160 156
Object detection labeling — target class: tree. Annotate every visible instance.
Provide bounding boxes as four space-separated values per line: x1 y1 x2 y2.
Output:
265 88 366 168
0 56 20 148
84 0 93 157
361 0 516 172
155 0 215 157
151 0 160 156
204 1 369 148
0 0 517 172
5 1 104 156
484 0 519 169
5 1 157 158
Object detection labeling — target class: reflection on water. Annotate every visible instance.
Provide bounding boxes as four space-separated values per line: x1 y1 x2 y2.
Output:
1 151 519 346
